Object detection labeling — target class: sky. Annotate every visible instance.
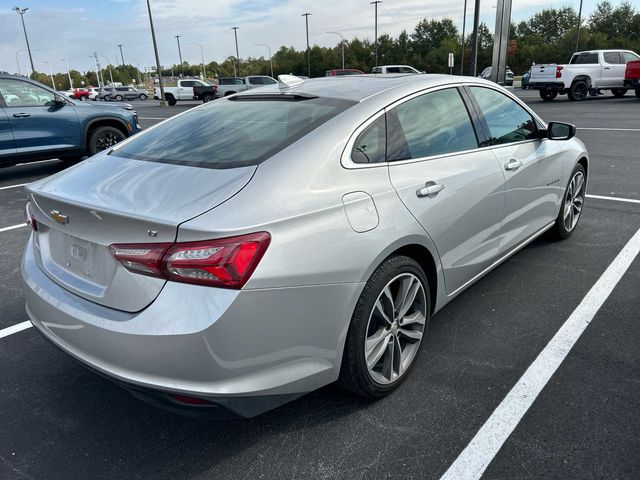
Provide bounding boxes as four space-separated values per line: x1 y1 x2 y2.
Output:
0 0 603 75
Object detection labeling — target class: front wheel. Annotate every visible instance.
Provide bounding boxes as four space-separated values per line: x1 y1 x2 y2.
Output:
114 95 123 102
611 88 627 98
340 255 430 397
139 94 148 101
540 89 558 101
88 126 126 156
549 164 586 240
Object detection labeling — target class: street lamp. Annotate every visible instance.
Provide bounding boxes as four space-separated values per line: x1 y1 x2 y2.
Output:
326 32 345 70
43 60 56 90
61 58 73 89
302 13 311 77
13 7 35 75
460 0 467 75
190 44 207 79
99 54 114 84
174 35 183 77
254 44 273 78
118 44 125 66
146 0 166 106
231 27 240 77
370 1 382 67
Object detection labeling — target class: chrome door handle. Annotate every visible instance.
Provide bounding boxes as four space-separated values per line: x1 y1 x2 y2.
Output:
504 159 523 171
416 181 445 198
12 113 30 118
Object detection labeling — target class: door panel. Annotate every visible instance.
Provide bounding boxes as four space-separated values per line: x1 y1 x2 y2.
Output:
600 52 626 88
0 108 17 159
386 87 506 294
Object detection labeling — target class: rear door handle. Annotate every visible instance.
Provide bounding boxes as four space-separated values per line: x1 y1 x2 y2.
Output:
504 159 523 171
12 113 30 118
603 67 610 70
416 181 445 198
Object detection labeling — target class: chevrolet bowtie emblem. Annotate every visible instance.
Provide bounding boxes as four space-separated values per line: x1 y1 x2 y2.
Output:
50 210 69 225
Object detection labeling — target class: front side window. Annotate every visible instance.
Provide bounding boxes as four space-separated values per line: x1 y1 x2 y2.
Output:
470 87 538 145
351 115 386 164
262 77 277 85
387 88 478 161
113 96 356 169
386 67 401 73
622 52 640 63
372 67 382 74
603 52 622 64
0 79 55 107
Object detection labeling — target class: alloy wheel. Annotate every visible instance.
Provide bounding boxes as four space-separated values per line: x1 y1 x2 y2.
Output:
563 171 585 232
364 273 427 385
96 132 121 152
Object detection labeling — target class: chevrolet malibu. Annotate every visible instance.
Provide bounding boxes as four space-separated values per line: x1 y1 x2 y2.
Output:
22 74 588 417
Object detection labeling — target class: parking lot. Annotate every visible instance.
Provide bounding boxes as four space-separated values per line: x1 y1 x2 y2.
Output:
1 91 639 479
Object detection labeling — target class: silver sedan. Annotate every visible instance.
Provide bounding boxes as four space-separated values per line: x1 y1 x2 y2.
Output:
22 74 588 417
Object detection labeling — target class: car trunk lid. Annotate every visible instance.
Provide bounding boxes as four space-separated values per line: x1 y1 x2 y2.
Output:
27 154 256 312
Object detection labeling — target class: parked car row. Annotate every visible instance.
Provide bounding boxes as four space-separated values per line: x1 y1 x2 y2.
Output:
65 86 150 102
154 78 218 105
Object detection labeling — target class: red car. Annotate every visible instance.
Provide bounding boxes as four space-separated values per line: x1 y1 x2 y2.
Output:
68 88 90 101
325 69 364 76
624 60 640 98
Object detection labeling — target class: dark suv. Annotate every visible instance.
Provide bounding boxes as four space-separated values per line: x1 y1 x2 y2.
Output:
0 75 141 166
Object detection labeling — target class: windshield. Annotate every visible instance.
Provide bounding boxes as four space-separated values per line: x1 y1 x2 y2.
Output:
112 96 355 169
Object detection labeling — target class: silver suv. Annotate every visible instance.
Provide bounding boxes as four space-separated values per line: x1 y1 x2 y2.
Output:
107 86 148 101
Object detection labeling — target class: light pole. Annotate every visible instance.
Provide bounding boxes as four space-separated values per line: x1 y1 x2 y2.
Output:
469 0 481 76
91 53 102 87
190 44 206 79
254 44 273 77
460 0 467 75
118 44 125 66
231 27 240 77
62 58 73 89
575 0 584 51
174 35 183 77
43 60 56 90
146 0 166 106
327 32 345 69
13 7 35 74
302 13 311 77
99 55 114 84
133 61 143 84
370 1 382 67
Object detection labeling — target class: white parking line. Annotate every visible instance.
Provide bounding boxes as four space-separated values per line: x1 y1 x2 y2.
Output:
578 127 640 132
0 183 26 191
0 321 32 340
138 117 168 120
0 223 26 233
440 226 640 480
587 194 640 205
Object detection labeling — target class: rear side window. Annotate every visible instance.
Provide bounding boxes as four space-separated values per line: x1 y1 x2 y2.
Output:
113 96 356 169
469 87 538 145
387 88 478 161
351 115 386 164
181 81 195 87
570 53 598 64
386 67 401 73
603 52 622 64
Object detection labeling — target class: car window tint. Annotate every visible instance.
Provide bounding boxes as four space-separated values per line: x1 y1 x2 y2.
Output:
113 96 356 169
262 77 276 85
248 77 263 85
181 81 195 87
570 53 598 64
623 52 640 63
372 67 382 74
603 52 622 64
0 79 56 107
387 67 401 73
351 115 386 164
470 86 538 145
399 67 414 73
387 88 478 161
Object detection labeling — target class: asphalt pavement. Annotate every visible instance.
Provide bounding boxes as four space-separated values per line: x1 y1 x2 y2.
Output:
0 90 638 480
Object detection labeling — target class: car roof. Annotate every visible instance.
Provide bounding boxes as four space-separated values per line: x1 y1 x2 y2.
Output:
235 74 483 103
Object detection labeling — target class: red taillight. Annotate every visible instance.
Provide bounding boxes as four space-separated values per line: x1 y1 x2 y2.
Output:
24 201 37 231
109 232 270 289
555 66 564 78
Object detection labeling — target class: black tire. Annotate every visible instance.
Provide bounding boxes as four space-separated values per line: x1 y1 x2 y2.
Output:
224 91 235 97
165 94 177 106
339 255 431 398
549 163 586 240
79 96 88 102
139 94 148 101
202 93 213 103
539 89 558 101
611 88 627 98
568 80 589 101
88 126 126 156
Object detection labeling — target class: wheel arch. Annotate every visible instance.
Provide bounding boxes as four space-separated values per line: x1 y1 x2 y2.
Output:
83 117 130 150
571 75 592 88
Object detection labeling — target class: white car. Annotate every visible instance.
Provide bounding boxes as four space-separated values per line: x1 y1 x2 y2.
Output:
371 65 423 74
88 87 101 101
529 49 640 101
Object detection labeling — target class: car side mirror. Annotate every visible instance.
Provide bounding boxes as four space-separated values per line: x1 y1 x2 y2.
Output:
546 122 576 140
54 95 67 106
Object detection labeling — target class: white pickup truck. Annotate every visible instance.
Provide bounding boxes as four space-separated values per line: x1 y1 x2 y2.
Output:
215 76 277 98
153 79 217 105
529 49 640 101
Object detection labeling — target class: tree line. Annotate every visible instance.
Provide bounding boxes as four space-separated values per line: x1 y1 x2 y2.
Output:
29 1 640 90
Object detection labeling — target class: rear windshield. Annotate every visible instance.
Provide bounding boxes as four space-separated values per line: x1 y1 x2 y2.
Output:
112 96 355 169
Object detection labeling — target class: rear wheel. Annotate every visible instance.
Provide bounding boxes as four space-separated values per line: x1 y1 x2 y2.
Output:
611 88 627 98
88 126 126 156
539 89 558 101
202 93 213 103
549 164 586 240
568 80 589 101
165 94 177 106
340 255 430 397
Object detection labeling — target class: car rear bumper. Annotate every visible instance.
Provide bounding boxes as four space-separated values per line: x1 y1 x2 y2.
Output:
22 236 363 417
528 81 564 90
